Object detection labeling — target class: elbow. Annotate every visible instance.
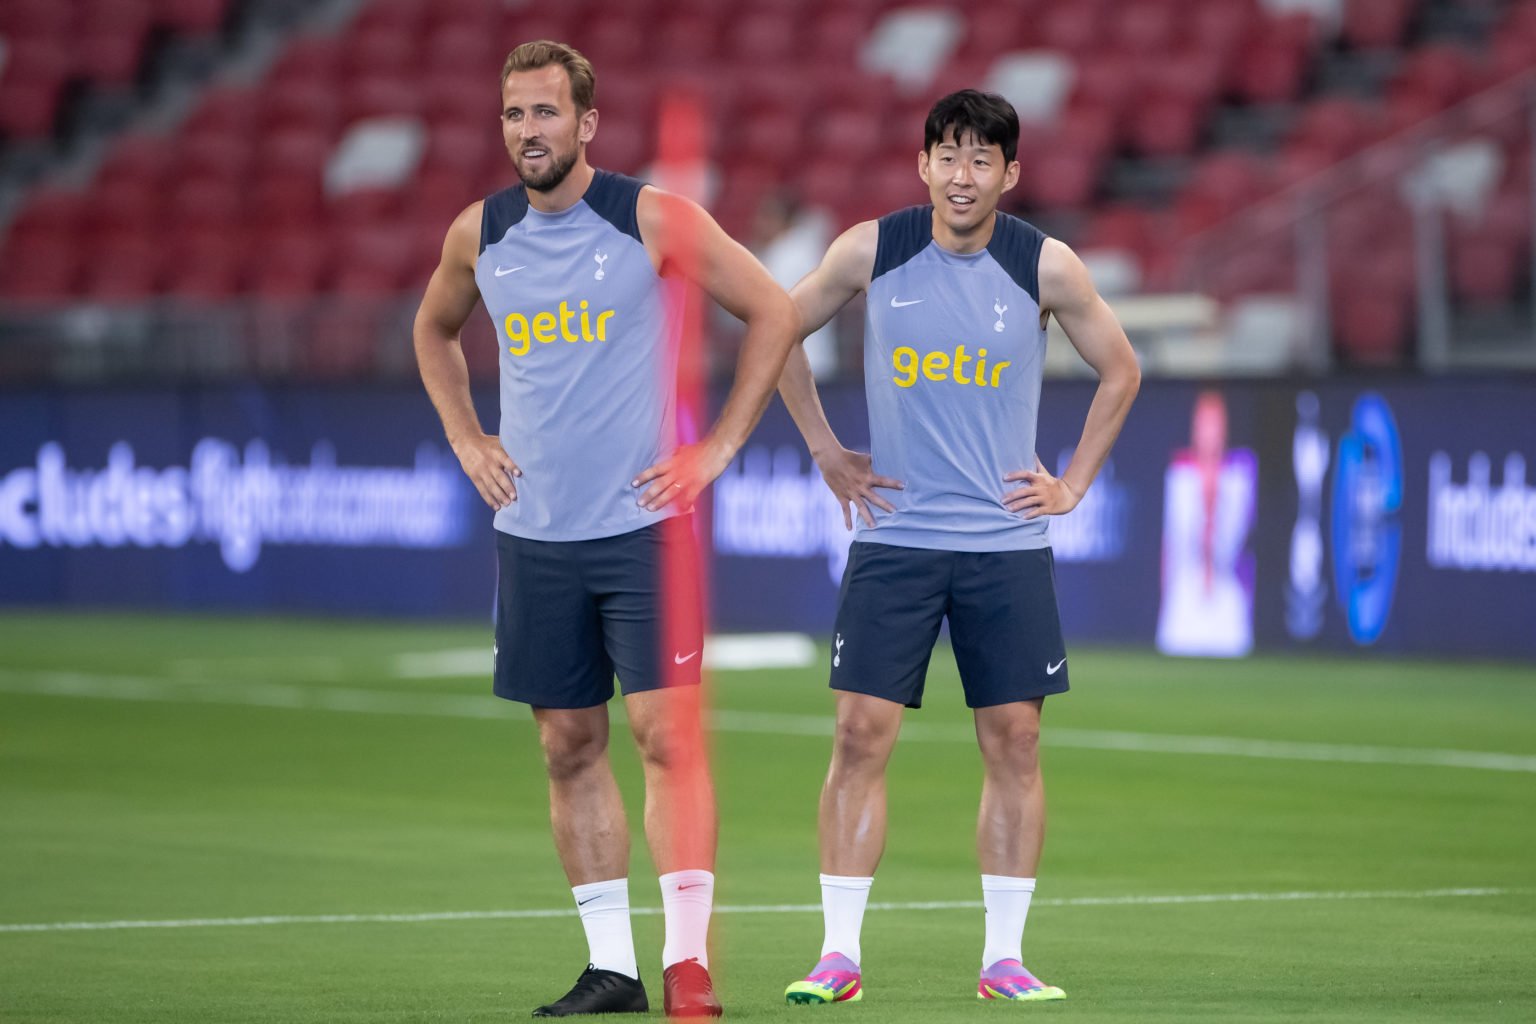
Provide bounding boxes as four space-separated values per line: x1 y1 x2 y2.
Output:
751 288 803 350
1117 345 1142 402
773 288 802 345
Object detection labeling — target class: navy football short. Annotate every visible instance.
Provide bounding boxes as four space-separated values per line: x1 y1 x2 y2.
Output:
493 521 703 708
830 541 1069 709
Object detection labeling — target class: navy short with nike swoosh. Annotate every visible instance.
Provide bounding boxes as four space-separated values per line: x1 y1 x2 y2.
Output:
830 541 1069 709
493 521 702 708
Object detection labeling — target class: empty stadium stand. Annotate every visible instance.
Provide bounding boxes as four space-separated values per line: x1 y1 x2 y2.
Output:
1 0 1532 372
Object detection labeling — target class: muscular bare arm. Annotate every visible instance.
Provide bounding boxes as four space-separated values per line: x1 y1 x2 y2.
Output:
1004 237 1141 518
779 221 903 529
413 202 521 510
631 188 800 510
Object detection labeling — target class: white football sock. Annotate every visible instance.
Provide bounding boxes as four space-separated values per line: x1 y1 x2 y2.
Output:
659 869 714 969
571 878 638 979
819 873 874 966
981 874 1036 968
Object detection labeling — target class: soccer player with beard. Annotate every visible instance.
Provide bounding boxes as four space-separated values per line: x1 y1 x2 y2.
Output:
413 41 798 1018
777 90 1140 1005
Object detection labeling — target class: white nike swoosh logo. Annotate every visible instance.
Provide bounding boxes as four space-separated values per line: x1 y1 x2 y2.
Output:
674 651 699 665
1047 659 1066 675
890 297 924 308
494 265 526 277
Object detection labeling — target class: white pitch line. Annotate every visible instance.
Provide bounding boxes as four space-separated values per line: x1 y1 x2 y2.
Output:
0 888 1519 935
394 636 817 678
3 669 1536 774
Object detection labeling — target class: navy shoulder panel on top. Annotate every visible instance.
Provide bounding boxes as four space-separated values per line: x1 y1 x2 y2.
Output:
479 185 529 254
872 205 934 281
986 213 1048 304
582 169 645 244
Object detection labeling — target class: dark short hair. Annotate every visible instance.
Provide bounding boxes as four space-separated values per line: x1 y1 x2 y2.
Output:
502 40 596 111
923 90 1019 164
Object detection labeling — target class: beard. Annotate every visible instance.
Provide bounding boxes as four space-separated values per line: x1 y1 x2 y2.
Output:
518 146 579 192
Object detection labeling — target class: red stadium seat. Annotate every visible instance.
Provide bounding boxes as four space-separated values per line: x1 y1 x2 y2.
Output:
1389 45 1473 111
734 108 803 179
165 229 246 299
354 0 426 36
656 13 722 59
413 168 479 223
1234 11 1316 103
577 20 645 73
419 120 495 175
1290 97 1378 161
327 188 401 229
0 81 65 140
1127 96 1204 158
74 31 148 86
1190 0 1258 58
345 25 421 80
420 69 493 126
1082 205 1156 254
166 176 245 233
1182 152 1271 218
80 0 153 40
333 223 416 295
160 0 230 35
808 7 876 64
1450 233 1522 307
1039 1 1102 55
6 187 81 240
728 12 800 63
176 126 256 181
343 75 422 122
0 0 73 36
1024 144 1103 210
248 230 332 298
256 126 333 178
422 0 501 34
1334 290 1409 365
1145 50 1225 108
1341 0 1415 50
0 236 79 299
590 119 650 175
810 107 884 160
96 133 177 190
261 79 343 136
422 25 500 77
88 176 163 233
183 86 262 136
267 36 343 89
1114 0 1179 56
1071 64 1135 124
83 231 163 300
249 174 326 229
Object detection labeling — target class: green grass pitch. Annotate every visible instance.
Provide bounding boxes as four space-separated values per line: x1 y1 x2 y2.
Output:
1 612 1533 1022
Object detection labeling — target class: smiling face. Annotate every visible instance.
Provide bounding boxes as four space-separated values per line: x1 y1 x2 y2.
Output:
919 127 1019 238
500 63 596 193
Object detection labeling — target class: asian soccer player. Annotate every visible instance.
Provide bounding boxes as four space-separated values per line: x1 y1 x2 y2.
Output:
777 89 1140 1005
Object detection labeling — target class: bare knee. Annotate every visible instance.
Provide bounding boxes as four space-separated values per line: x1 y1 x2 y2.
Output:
978 717 1040 776
832 712 899 772
631 716 703 774
540 720 608 784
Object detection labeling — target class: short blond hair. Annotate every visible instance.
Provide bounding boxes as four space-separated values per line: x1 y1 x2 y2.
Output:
501 40 595 111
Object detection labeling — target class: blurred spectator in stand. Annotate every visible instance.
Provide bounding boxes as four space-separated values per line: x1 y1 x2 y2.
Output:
751 191 839 379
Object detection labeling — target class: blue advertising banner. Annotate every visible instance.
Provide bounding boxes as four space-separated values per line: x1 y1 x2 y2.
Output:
1250 381 1536 659
2 379 1533 659
0 386 493 616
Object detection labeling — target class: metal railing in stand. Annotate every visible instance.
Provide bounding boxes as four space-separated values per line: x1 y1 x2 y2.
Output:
1180 69 1536 372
